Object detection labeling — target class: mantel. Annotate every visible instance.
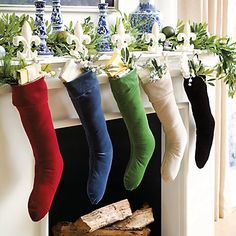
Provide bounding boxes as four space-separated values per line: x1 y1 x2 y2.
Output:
0 51 197 130
0 50 215 96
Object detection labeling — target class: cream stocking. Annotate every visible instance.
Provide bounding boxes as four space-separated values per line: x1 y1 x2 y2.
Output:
140 71 187 181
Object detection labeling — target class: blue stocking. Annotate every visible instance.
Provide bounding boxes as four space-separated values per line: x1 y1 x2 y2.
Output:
64 71 113 204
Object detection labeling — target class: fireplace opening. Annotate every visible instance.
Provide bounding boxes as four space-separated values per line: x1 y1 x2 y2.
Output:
49 113 161 235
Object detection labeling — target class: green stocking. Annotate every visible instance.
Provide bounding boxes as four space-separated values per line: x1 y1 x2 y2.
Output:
109 69 155 190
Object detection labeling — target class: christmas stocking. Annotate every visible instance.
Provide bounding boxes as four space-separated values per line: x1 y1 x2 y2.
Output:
109 69 155 190
184 76 215 168
12 78 64 222
64 71 113 204
140 71 187 182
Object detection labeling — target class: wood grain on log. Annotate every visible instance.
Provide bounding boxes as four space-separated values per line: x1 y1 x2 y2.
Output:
74 199 132 233
53 223 151 236
52 201 154 236
108 207 154 230
52 221 78 236
83 227 151 236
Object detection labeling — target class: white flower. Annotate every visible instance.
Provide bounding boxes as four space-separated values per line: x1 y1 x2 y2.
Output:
192 55 199 66
50 71 56 76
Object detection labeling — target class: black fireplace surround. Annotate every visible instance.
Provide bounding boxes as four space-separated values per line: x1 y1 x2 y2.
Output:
49 113 161 235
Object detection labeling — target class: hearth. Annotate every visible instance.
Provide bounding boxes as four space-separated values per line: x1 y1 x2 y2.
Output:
49 113 161 236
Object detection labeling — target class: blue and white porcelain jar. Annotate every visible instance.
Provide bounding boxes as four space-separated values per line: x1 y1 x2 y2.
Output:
130 0 161 34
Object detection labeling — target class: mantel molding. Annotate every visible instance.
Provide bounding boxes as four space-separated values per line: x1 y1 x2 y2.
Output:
0 51 217 95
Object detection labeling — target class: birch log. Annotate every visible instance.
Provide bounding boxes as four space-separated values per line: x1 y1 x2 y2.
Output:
74 199 132 233
53 222 151 236
108 207 154 230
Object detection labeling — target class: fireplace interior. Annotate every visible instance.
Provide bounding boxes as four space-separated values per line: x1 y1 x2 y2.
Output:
49 113 161 235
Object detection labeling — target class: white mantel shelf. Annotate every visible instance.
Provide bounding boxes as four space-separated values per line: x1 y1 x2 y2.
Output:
0 50 215 95
0 51 216 236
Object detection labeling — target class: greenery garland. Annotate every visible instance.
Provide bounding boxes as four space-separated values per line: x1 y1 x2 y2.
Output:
190 22 236 97
0 13 35 57
1 13 236 96
0 55 26 85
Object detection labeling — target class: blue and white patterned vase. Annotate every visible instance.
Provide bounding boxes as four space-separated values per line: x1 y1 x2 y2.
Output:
130 0 162 34
51 0 63 32
96 3 113 52
34 0 53 56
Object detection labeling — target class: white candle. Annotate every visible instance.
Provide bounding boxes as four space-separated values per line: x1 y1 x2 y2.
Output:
100 0 106 3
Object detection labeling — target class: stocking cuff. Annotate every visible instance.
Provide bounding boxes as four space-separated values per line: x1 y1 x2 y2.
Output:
12 77 47 107
109 69 138 95
141 72 174 101
184 76 206 90
64 70 98 98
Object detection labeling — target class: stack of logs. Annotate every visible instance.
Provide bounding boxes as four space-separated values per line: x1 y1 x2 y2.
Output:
53 199 155 236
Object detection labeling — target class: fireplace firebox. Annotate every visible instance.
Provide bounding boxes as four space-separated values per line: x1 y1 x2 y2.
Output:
49 113 161 236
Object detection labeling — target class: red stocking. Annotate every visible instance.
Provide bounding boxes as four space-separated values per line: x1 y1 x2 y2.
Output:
12 78 64 221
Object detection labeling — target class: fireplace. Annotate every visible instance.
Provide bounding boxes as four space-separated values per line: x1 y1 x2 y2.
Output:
49 113 161 235
0 53 216 236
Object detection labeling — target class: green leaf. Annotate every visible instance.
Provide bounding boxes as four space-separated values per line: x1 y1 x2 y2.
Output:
208 82 215 86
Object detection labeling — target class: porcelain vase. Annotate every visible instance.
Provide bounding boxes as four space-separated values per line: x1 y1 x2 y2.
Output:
130 0 162 34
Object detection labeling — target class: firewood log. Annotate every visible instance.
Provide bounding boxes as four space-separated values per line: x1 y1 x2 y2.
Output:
74 199 132 233
108 207 154 230
53 222 151 236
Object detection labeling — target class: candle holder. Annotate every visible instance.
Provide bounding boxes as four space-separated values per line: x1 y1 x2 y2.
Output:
96 3 113 52
34 0 53 56
51 0 63 32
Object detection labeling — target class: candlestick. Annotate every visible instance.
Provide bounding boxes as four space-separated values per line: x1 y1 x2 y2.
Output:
34 0 53 56
51 0 63 32
96 3 113 52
